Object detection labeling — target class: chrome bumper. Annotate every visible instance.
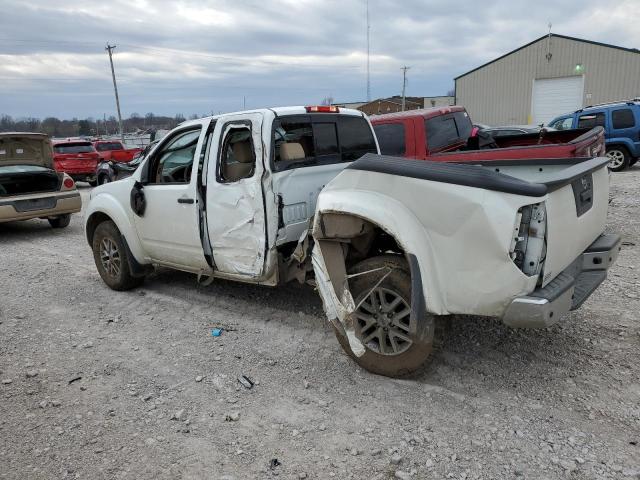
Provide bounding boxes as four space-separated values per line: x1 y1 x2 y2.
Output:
502 234 621 328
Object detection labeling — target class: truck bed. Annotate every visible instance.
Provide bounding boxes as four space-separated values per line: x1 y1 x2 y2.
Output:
431 127 605 162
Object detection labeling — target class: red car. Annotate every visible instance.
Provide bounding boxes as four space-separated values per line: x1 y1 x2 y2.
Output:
93 140 142 163
52 140 100 185
370 106 605 162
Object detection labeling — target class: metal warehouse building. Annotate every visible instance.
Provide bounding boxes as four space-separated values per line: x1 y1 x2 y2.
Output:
455 34 640 126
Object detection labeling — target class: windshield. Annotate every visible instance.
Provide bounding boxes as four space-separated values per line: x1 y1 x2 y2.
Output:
54 143 94 154
95 142 124 152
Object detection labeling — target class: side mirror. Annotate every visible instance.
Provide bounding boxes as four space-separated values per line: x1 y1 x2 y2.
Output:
130 181 146 217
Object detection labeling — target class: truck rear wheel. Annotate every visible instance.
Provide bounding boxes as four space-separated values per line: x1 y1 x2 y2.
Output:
606 146 630 172
92 220 144 291
332 255 437 377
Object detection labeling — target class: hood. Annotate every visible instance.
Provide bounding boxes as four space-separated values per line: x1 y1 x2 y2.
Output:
0 133 54 169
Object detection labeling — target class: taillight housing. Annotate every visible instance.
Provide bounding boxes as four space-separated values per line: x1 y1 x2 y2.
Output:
509 203 547 278
62 176 75 190
305 105 339 113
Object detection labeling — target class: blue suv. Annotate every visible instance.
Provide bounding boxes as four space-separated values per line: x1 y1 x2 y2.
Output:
548 100 640 171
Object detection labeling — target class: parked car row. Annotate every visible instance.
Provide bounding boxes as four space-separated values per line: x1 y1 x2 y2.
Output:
547 99 640 171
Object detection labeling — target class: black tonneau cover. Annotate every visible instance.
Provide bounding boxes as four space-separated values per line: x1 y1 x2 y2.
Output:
348 154 549 197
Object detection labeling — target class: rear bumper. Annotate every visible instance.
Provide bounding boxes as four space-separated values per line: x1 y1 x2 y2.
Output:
502 233 621 328
0 191 82 223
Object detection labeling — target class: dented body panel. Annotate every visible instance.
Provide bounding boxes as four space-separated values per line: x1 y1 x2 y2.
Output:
85 106 377 285
311 155 616 334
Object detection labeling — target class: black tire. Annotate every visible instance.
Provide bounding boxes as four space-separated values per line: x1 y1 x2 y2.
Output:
332 255 438 377
98 174 110 185
629 157 638 167
48 214 71 228
606 146 630 172
92 220 144 291
88 179 98 187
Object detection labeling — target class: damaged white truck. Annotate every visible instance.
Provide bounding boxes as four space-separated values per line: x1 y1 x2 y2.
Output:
85 106 620 377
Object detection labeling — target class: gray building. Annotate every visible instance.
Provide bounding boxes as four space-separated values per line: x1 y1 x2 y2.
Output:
455 34 640 126
423 96 455 108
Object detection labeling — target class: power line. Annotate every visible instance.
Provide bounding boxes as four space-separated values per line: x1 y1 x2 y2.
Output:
0 38 363 70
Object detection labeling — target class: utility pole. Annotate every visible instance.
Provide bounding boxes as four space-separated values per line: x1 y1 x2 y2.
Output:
366 0 371 102
105 44 124 141
400 66 410 111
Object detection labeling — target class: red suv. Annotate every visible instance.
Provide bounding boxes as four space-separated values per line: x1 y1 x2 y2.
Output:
52 140 100 185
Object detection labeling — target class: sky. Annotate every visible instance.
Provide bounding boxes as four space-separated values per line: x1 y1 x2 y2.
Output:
1 0 639 120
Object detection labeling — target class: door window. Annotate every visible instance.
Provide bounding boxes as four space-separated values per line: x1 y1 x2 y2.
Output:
373 123 406 156
219 126 255 183
612 109 636 129
577 112 605 129
149 128 201 184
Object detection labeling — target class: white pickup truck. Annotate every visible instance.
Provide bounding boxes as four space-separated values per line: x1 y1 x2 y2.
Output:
85 106 620 377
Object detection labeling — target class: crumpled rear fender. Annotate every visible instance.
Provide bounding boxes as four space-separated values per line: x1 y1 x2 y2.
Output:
312 185 539 319
312 190 447 314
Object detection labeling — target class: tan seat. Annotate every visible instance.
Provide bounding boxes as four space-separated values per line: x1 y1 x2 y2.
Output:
223 140 255 182
279 142 305 161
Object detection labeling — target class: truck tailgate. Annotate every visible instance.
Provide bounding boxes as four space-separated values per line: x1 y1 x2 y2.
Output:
529 157 610 286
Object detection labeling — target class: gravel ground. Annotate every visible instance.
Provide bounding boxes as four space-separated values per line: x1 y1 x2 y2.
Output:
1 168 639 480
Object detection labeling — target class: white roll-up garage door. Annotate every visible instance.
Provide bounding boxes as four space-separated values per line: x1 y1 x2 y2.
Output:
531 76 585 125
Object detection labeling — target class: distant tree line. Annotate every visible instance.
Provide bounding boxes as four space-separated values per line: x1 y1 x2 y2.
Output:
0 112 202 137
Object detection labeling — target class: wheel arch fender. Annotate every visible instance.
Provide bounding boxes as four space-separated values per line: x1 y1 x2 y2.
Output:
312 190 447 315
605 139 633 155
85 194 148 265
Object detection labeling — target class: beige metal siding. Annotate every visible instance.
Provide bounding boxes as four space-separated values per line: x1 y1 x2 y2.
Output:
456 36 640 125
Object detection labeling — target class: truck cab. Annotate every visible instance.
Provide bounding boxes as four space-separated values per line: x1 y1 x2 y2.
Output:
547 100 640 171
85 106 378 287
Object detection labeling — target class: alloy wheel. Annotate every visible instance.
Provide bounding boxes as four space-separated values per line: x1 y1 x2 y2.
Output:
99 237 121 278
354 287 412 355
607 150 625 169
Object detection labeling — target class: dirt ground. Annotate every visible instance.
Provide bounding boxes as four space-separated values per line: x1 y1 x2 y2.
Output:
1 167 639 480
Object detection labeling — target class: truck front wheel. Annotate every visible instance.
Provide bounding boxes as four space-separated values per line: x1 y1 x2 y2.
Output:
92 220 144 291
332 255 437 377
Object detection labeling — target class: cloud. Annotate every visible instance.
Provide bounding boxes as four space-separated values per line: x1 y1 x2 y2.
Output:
0 0 638 118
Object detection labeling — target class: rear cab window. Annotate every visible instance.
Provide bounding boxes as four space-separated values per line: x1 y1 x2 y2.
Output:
425 111 472 152
272 114 377 172
95 142 124 151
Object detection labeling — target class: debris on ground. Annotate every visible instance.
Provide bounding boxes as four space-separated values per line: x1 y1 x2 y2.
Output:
211 328 223 337
225 411 240 422
237 375 254 389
